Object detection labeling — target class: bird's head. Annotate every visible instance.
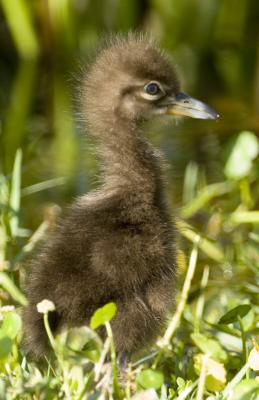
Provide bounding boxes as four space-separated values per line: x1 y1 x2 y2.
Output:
82 34 219 135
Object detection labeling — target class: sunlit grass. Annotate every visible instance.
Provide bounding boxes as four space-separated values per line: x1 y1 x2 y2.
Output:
0 133 258 398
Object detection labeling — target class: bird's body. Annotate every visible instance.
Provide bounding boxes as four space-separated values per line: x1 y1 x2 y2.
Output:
24 150 176 357
23 34 218 360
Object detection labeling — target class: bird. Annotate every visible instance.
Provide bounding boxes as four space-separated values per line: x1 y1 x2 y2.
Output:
22 33 218 364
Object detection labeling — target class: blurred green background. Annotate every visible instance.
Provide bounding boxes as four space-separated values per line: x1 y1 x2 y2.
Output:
0 0 259 230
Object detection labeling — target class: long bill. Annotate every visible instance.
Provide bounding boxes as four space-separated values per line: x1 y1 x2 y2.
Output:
166 92 219 120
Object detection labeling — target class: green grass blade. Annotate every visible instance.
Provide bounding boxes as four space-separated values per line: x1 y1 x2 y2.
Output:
3 60 37 171
222 362 250 399
21 177 67 197
0 175 9 263
230 211 259 224
0 272 28 306
9 150 22 238
175 379 198 400
182 161 199 205
177 220 224 263
1 0 39 59
160 236 199 347
181 181 234 218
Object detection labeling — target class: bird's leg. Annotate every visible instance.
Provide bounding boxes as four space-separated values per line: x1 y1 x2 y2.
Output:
117 351 129 372
117 352 130 384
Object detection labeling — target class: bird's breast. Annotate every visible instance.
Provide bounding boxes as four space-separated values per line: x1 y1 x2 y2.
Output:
90 220 175 290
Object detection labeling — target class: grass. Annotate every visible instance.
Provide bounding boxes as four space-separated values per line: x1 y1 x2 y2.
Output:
0 131 259 399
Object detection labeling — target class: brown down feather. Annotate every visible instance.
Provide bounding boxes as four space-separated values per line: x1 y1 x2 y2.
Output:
22 33 178 361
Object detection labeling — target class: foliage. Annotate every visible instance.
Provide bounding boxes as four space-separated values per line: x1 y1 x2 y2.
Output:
0 0 259 398
0 132 258 398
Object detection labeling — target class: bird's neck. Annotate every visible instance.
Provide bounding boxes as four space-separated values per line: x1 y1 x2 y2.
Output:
95 120 165 202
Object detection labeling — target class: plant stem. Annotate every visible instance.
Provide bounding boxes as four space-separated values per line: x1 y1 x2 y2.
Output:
43 312 56 351
161 235 200 347
195 265 209 332
105 322 122 399
222 362 250 398
196 354 209 400
238 316 247 364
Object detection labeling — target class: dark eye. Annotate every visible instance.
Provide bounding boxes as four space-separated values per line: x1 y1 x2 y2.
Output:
144 82 160 96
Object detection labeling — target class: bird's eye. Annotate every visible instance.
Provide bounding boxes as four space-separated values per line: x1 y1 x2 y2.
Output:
144 82 160 96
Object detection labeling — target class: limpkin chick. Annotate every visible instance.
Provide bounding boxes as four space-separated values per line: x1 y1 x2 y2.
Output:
23 34 218 362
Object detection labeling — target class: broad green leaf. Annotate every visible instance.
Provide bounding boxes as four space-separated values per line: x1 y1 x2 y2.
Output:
65 327 100 362
65 326 95 351
206 321 240 337
194 354 226 391
0 337 12 359
216 331 242 353
90 302 117 330
242 309 255 331
218 305 251 325
191 333 227 362
1 312 22 339
224 131 259 180
230 379 259 400
137 369 164 390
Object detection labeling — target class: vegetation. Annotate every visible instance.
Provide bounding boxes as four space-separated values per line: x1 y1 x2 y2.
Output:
0 0 259 399
0 130 259 399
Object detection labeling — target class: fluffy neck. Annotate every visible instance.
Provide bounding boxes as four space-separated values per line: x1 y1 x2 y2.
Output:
93 118 165 203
